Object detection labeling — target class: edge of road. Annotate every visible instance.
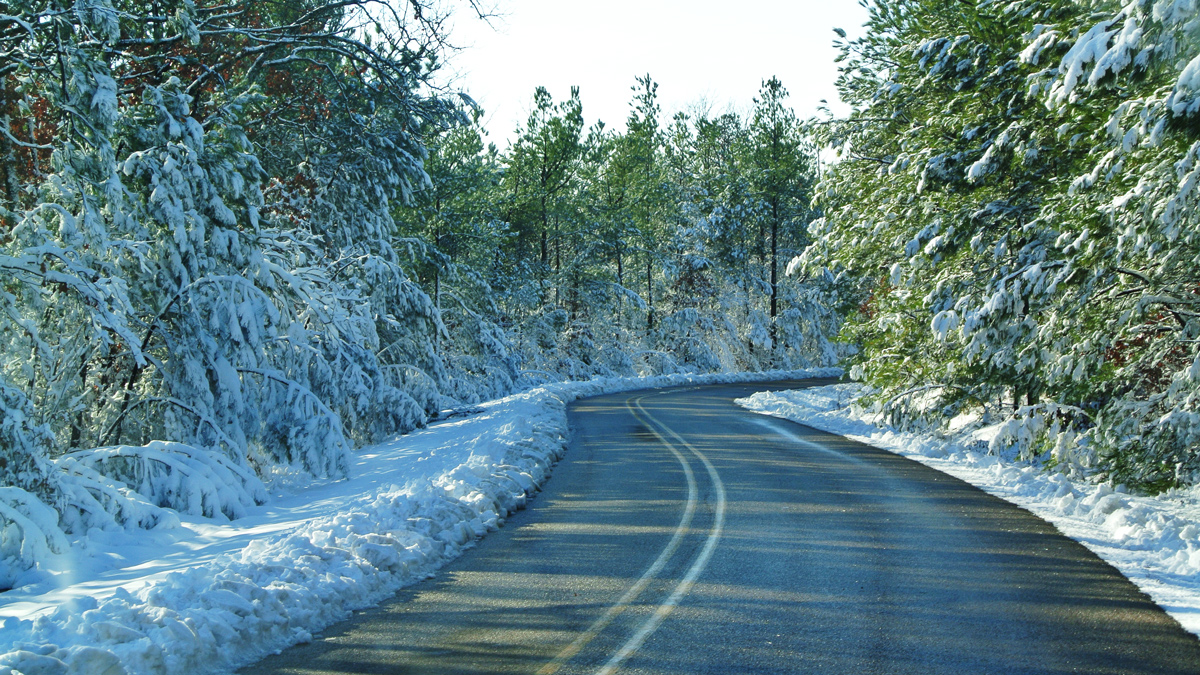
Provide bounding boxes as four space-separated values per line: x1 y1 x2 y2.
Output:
245 377 1200 675
0 369 839 675
736 385 1200 642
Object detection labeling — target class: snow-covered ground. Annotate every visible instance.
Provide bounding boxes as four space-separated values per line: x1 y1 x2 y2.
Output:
737 384 1200 638
0 369 836 675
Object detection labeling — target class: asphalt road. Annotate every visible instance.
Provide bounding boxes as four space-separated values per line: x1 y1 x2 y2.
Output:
241 379 1200 674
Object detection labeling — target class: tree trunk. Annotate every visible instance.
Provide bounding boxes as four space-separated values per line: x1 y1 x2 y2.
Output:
0 79 20 233
540 209 548 267
539 226 548 305
615 240 624 326
646 256 654 330
554 215 561 307
616 241 624 287
434 271 441 354
770 198 779 355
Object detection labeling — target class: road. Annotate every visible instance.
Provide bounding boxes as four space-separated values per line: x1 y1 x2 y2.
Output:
242 379 1200 674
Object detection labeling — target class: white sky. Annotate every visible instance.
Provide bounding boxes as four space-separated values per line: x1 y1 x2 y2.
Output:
439 1 871 148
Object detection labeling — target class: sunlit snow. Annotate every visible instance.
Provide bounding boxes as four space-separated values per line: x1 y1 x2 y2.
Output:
0 370 833 675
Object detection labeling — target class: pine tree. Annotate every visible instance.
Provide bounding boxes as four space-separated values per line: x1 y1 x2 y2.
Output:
747 77 815 360
803 0 1200 488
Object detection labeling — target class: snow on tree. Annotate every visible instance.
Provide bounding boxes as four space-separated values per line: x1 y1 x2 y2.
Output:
0 0 846 589
0 0 496 583
802 0 1200 489
62 441 267 521
1020 0 1200 487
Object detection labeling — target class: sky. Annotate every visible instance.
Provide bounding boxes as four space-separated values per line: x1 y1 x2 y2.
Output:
439 0 871 148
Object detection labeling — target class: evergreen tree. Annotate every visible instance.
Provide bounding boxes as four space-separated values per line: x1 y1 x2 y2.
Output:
398 117 519 402
747 77 815 358
0 0 477 546
503 86 584 312
802 0 1200 488
623 75 667 330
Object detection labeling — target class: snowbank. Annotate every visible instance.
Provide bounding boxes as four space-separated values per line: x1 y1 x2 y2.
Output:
0 369 836 675
737 384 1200 637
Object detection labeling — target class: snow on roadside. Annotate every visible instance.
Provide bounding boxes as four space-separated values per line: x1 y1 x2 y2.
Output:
737 384 1200 637
0 369 837 675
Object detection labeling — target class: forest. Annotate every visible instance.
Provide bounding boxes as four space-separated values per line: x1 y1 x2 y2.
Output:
0 0 840 583
2 0 1199 586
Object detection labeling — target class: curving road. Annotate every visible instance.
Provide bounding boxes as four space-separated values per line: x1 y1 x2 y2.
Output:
242 380 1200 674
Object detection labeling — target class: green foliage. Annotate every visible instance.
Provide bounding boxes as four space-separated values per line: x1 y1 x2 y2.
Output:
395 72 842 384
804 0 1200 490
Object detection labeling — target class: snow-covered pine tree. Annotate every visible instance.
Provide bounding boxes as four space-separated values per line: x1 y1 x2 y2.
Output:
803 0 1094 436
746 78 816 363
802 0 1200 489
1019 0 1200 487
397 119 521 403
0 0 482 585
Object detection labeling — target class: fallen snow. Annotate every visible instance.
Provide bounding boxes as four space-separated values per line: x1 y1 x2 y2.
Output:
0 369 837 675
737 384 1200 637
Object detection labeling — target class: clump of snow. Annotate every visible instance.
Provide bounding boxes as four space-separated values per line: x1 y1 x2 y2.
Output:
1050 19 1117 104
1170 53 1200 116
737 384 1200 637
61 442 269 522
0 369 836 675
0 489 70 592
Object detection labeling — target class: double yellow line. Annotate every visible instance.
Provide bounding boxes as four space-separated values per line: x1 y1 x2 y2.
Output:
537 392 727 675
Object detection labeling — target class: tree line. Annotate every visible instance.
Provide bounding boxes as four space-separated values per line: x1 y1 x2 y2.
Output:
401 74 842 386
